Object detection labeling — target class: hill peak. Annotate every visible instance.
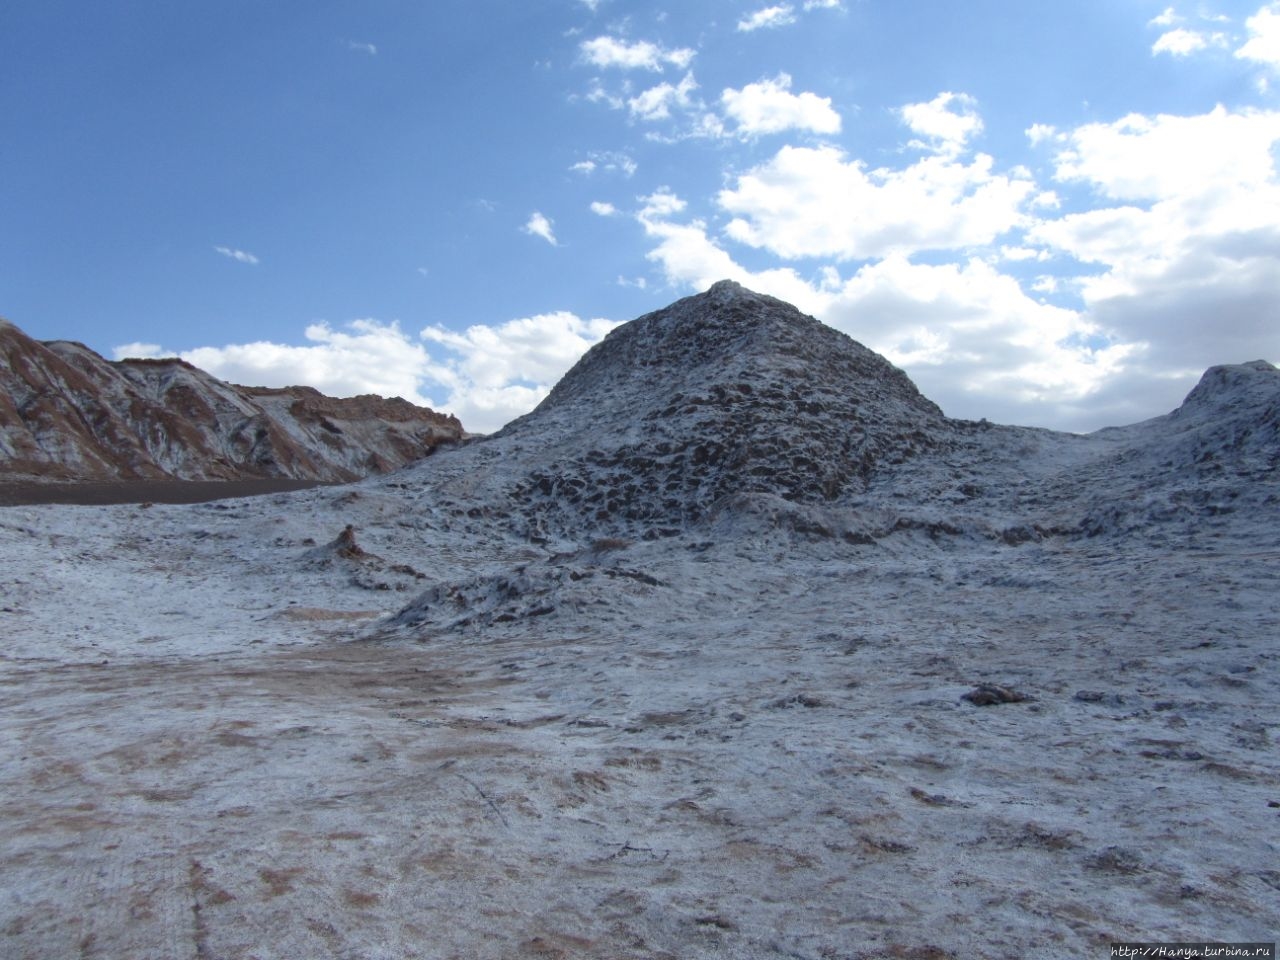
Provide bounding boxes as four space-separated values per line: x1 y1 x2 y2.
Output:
466 282 952 538
1176 359 1278 417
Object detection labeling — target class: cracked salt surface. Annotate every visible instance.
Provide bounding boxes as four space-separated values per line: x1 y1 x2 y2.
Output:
1 285 1277 958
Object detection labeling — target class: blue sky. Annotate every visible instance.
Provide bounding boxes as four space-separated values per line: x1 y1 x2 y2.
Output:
3 0 1279 432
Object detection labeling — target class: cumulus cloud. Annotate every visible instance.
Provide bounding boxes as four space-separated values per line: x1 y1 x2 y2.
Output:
632 195 1141 429
628 72 699 121
579 36 694 71
1026 123 1060 146
584 79 625 110
1028 104 1280 371
819 257 1135 406
111 342 164 360
420 312 620 431
900 92 983 157
1237 2 1280 65
623 96 1280 430
523 211 558 245
637 187 687 219
718 144 1035 261
118 314 622 435
214 246 259 265
635 200 835 312
1152 28 1211 55
1044 105 1280 201
721 73 841 137
737 5 797 31
181 320 434 403
590 201 618 216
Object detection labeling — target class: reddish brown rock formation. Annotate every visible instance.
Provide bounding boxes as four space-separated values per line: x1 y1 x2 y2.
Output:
0 318 462 482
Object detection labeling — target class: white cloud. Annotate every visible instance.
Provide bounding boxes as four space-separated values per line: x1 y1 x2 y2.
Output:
612 93 1278 433
1026 123 1060 146
347 41 377 55
214 246 259 265
631 197 1143 429
111 342 164 360
1046 105 1280 202
420 312 620 432
584 79 625 110
1149 6 1180 27
624 96 1280 430
124 314 622 435
1153 28 1208 55
1237 3 1280 66
523 211 558 245
899 92 983 157
999 245 1041 261
579 35 695 71
737 5 797 31
803 0 842 9
181 320 434 405
635 204 833 312
1152 28 1226 55
571 150 637 177
720 73 841 137
718 144 1035 261
820 256 1139 420
590 201 617 216
628 72 698 121
638 187 686 219
1028 104 1280 371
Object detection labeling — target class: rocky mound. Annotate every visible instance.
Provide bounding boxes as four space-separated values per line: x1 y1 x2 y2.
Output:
0 319 463 482
388 283 1277 548
474 281 956 537
1063 360 1280 540
1154 360 1279 475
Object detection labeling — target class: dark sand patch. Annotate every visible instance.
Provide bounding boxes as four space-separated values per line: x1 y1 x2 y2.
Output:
0 478 340 507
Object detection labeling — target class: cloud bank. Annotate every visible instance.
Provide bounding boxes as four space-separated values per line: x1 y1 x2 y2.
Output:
117 314 620 435
630 93 1280 431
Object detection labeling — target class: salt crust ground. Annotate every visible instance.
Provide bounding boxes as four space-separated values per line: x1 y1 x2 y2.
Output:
1 472 1277 960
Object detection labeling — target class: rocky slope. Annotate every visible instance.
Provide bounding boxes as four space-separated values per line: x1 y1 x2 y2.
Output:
383 280 963 542
374 281 1279 549
0 319 463 482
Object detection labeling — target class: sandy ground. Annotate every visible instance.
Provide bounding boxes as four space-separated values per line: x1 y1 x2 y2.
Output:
1 489 1277 959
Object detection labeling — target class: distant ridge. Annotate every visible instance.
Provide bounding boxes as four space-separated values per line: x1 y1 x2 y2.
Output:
0 318 463 483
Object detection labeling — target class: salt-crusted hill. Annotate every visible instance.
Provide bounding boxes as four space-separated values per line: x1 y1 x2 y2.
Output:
367 280 1278 549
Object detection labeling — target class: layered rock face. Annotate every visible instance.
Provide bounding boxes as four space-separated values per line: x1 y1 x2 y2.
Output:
0 319 462 482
